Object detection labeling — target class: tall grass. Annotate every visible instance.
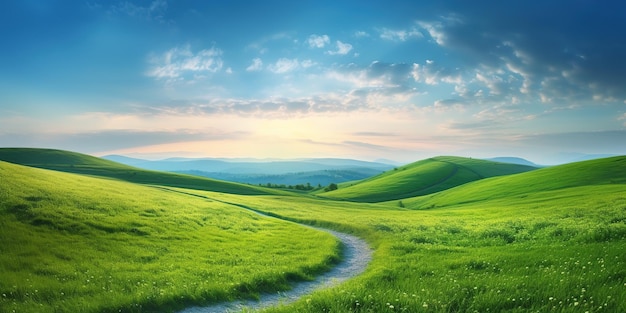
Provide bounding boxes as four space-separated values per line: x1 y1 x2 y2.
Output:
208 168 626 312
3 150 625 312
0 161 340 312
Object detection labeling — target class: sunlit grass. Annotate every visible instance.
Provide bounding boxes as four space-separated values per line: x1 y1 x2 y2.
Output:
318 156 535 202
2 149 625 312
209 161 626 312
0 161 340 312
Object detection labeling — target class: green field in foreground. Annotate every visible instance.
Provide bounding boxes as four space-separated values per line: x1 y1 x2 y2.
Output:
2 149 625 312
318 156 536 202
0 161 339 313
210 156 626 312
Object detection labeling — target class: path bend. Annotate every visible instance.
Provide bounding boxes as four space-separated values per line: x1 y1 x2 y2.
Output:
160 188 373 313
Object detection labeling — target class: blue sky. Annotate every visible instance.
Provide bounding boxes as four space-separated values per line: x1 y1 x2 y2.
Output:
1 0 625 164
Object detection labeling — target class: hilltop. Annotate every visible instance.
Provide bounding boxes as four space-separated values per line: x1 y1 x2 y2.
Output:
317 156 537 202
403 155 626 209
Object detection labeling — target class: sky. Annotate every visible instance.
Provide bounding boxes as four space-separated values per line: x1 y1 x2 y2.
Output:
1 0 625 164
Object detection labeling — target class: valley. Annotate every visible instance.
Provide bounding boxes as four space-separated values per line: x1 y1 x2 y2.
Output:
1 148 625 312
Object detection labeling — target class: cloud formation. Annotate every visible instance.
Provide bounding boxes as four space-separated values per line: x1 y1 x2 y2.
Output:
147 45 223 82
327 40 353 55
378 27 422 41
414 1 626 104
307 34 330 48
268 58 314 73
246 58 263 71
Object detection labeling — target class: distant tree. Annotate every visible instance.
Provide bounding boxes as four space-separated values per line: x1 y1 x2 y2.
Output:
324 183 338 192
398 200 405 208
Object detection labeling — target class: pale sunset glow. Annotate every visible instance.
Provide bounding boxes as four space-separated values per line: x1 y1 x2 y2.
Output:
1 1 625 164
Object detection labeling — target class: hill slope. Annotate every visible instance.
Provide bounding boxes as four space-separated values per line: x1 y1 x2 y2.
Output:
0 160 338 312
0 148 281 195
318 156 537 202
403 155 626 209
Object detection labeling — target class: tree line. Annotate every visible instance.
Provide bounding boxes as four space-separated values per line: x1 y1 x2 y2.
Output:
258 182 338 192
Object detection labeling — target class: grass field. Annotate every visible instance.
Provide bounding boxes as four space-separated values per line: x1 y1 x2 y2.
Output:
318 156 536 202
225 194 626 312
0 161 339 313
2 149 625 312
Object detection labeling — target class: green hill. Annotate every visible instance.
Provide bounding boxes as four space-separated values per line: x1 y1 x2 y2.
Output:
0 160 338 312
0 148 281 195
318 156 536 202
403 155 626 209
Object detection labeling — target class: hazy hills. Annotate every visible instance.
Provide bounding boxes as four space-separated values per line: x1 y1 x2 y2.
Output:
103 155 395 186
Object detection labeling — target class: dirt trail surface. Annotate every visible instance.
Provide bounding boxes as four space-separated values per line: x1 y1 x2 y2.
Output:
151 187 372 313
178 226 372 313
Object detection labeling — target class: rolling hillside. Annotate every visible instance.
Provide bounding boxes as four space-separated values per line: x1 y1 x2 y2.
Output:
318 156 537 202
0 148 281 195
403 155 626 209
0 160 338 312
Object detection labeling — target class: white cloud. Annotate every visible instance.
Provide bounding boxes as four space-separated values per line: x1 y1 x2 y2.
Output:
268 58 313 73
300 59 315 68
147 45 223 82
246 58 263 71
378 27 422 41
354 31 370 38
327 40 353 55
417 21 446 45
307 34 330 48
411 61 462 86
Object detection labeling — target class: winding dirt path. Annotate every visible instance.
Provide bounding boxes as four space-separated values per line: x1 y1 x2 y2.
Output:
180 227 371 313
158 188 373 313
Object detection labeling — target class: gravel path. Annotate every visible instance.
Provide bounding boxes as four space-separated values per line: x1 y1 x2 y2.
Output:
178 223 372 313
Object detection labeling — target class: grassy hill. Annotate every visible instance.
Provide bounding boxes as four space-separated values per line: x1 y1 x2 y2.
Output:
318 156 536 202
0 148 282 195
403 155 626 209
0 160 339 313
4 148 625 312
220 156 626 313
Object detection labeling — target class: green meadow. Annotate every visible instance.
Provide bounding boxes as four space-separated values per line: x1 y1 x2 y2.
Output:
0 160 339 312
317 156 535 202
1 148 625 312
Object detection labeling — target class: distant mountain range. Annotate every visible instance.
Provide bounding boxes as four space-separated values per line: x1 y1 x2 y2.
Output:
484 157 542 167
485 154 621 167
102 155 396 186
